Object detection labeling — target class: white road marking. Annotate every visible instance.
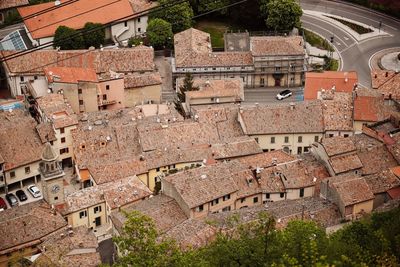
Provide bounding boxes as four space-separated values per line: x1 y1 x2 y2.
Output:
302 19 351 47
336 42 341 46
344 37 349 40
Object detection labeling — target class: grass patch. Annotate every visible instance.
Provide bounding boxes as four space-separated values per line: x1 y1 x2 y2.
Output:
326 16 373 34
303 29 334 52
324 57 339 71
200 27 225 48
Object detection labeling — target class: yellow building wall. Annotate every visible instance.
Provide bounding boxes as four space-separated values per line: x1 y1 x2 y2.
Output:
261 192 286 202
253 133 322 154
353 200 373 215
286 186 314 200
5 161 41 188
54 124 77 163
124 84 161 107
0 246 38 267
235 193 263 209
67 202 107 229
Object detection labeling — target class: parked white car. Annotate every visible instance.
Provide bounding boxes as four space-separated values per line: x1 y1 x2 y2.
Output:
276 89 293 100
27 185 41 198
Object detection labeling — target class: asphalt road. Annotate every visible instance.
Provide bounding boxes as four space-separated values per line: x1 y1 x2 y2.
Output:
300 0 400 88
244 87 304 104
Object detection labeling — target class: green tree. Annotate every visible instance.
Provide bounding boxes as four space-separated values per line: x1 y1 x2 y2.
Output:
262 0 303 32
113 210 183 267
53 25 84 50
174 73 199 116
128 36 145 47
151 0 193 33
82 22 105 48
3 9 21 26
146 18 173 50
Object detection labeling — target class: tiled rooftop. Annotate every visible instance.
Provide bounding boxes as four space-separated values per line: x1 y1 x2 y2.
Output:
211 138 262 159
330 175 374 206
250 36 305 56
329 153 363 174
182 78 244 101
163 161 241 208
124 72 162 88
238 101 324 135
36 94 78 129
37 226 100 267
321 91 353 131
235 150 296 169
44 66 98 83
0 109 43 171
0 200 67 253
111 195 188 234
0 0 29 10
357 144 398 175
304 71 357 100
321 136 357 157
371 70 400 100
364 168 400 194
36 122 57 143
1 46 155 75
353 87 387 122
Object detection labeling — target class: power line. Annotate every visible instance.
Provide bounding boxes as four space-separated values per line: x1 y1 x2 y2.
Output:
1 0 248 77
1 0 188 61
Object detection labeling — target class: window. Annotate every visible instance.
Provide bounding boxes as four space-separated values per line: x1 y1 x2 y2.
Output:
298 136 303 143
50 141 54 145
20 76 24 82
0 175 3 182
297 147 302 154
223 194 230 201
103 95 107 100
25 166 30 174
300 188 304 197
156 167 160 172
270 149 275 151
106 85 110 90
197 204 204 212
124 21 128 27
314 136 319 142
253 197 258 203
255 137 259 144
78 89 82 94
138 27 141 32
344 134 349 138
329 134 334 138
60 128 65 134
261 67 265 72
240 197 246 203
79 100 84 105
61 137 66 143
260 78 265 86
34 76 38 80
138 17 141 23
212 68 216 70
54 197 58 200
60 148 69 154
304 146 310 153
222 206 231 212
284 136 289 143
271 137 275 144
94 206 102 213
275 66 281 71
79 210 87 218
211 198 219 206
280 192 285 198
10 171 15 178
266 193 270 199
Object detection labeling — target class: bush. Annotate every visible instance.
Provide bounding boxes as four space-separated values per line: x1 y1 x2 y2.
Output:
82 22 105 48
53 25 84 50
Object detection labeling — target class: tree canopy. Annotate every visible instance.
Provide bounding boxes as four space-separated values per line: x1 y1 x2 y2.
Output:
53 26 84 50
82 22 105 49
151 0 194 33
146 18 173 50
114 207 400 266
261 0 303 32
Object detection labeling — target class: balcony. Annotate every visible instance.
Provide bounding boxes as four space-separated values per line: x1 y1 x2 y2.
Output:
98 99 117 106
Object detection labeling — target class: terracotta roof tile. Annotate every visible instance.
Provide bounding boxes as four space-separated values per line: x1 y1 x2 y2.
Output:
44 66 98 83
371 70 400 100
36 122 57 143
0 200 67 252
238 101 324 135
183 78 244 101
330 175 374 206
321 136 356 157
124 72 162 88
0 0 29 10
304 71 357 100
329 153 363 174
250 36 305 56
321 91 353 131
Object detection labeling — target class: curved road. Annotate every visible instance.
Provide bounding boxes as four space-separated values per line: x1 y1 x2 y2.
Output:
300 0 400 87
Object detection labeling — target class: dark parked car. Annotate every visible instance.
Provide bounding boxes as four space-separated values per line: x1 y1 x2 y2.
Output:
16 189 28 202
0 197 7 210
5 193 18 207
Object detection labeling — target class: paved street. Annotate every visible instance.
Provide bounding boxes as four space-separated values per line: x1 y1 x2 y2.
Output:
300 0 400 88
244 87 304 104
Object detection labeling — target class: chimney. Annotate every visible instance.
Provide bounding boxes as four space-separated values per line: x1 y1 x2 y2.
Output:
55 0 61 6
68 230 74 237
289 102 295 110
385 71 388 77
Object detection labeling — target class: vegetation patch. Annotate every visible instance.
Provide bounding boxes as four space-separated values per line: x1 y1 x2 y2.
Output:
194 20 229 48
303 29 334 52
326 15 373 34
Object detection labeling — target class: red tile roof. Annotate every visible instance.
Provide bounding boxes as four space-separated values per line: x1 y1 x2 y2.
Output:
304 71 358 100
387 187 400 200
18 0 150 39
44 66 98 83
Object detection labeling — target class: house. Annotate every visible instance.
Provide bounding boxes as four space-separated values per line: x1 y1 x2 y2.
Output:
0 200 67 267
0 109 44 194
320 173 374 219
0 0 29 25
311 136 363 176
353 87 390 133
18 0 156 47
34 226 101 267
123 72 162 107
237 101 325 154
35 94 78 168
44 67 125 113
304 71 358 100
176 78 244 113
1 46 156 97
60 176 151 232
172 28 306 88
371 70 400 102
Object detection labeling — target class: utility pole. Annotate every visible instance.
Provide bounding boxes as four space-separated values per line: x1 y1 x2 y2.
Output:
378 21 382 33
